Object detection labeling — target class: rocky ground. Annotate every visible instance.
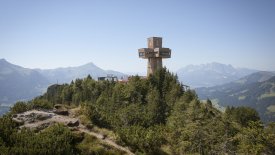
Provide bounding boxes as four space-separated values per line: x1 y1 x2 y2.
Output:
13 110 79 129
12 109 134 155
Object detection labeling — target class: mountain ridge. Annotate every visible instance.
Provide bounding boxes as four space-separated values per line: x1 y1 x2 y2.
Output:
177 62 258 88
36 62 125 84
196 71 275 122
0 59 125 105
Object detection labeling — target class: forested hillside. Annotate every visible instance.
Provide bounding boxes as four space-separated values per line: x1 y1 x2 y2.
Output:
196 71 275 123
1 68 275 154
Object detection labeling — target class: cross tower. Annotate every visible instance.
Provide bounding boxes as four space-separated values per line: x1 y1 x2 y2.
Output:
138 37 171 76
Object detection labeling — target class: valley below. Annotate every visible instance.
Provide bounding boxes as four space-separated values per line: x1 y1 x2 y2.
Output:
196 71 275 123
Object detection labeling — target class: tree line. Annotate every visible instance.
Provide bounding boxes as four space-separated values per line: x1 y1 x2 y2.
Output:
1 68 275 154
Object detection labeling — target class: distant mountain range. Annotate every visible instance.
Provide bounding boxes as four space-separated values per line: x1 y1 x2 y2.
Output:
0 59 124 105
36 62 125 84
0 60 266 105
177 62 257 88
1 58 274 122
196 71 275 122
0 59 49 105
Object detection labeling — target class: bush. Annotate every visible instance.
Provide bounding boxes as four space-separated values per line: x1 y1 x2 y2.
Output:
31 98 53 110
10 101 29 114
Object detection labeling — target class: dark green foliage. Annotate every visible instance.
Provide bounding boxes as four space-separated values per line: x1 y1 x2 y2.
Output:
10 101 29 114
265 123 275 154
0 117 122 155
2 70 275 154
0 121 78 155
0 116 20 151
117 125 165 154
45 84 65 104
30 98 53 109
0 116 78 155
225 106 260 127
196 73 275 123
167 91 226 154
37 70 183 153
235 121 266 154
10 99 53 115
9 124 77 155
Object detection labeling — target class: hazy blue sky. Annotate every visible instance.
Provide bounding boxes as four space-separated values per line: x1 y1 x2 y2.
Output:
0 0 275 73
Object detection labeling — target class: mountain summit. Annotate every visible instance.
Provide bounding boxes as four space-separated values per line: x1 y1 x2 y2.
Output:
0 59 125 105
36 62 124 84
0 59 49 105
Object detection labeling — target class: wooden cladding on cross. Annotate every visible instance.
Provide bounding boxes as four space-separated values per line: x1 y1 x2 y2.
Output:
138 37 172 76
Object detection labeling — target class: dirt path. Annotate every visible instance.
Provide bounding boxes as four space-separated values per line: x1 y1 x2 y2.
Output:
78 125 134 155
13 110 134 155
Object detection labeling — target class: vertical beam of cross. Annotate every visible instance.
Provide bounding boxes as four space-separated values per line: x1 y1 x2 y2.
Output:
138 37 171 76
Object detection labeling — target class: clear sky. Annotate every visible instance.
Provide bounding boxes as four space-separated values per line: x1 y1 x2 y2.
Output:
0 0 275 73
